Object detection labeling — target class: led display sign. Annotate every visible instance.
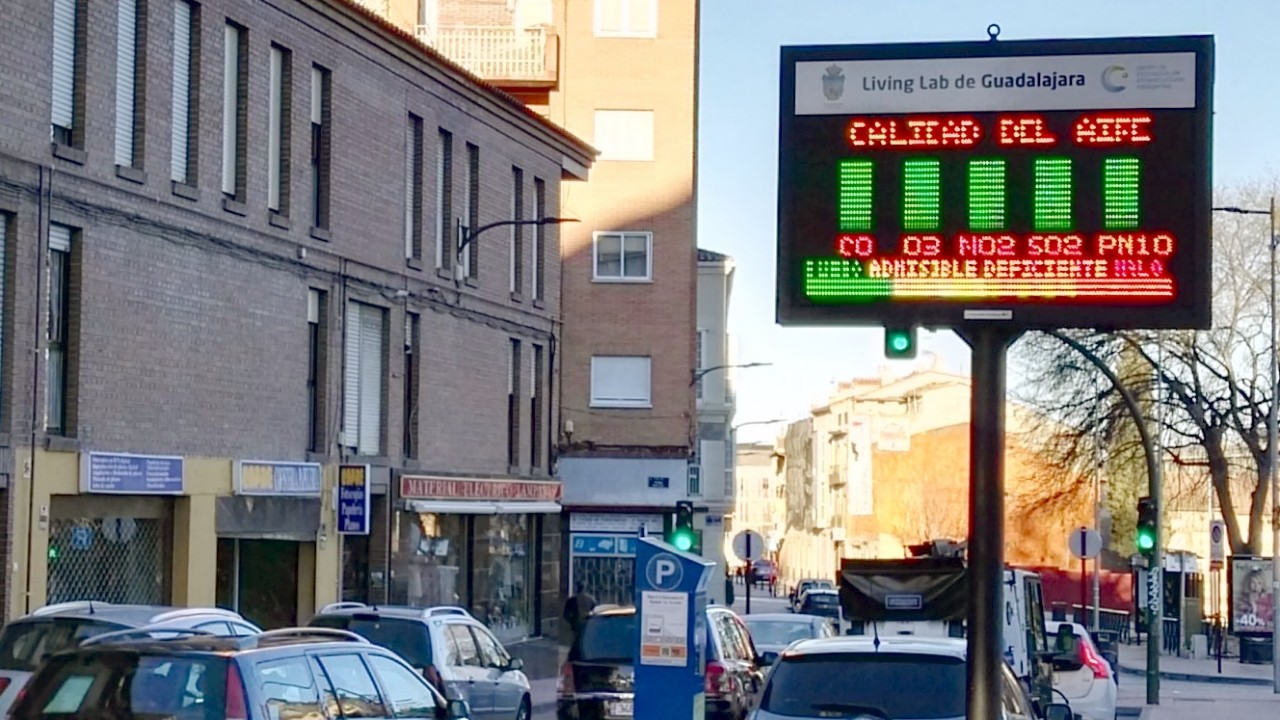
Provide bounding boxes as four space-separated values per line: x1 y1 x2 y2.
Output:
776 36 1213 329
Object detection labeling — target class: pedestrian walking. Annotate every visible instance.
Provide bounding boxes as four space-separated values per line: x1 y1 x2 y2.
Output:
563 582 597 639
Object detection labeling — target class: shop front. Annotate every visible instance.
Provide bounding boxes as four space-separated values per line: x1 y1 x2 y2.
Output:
391 475 562 643
214 460 323 629
46 452 182 605
566 512 665 606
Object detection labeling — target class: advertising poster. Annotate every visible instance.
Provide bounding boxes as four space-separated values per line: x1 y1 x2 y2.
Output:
1230 557 1274 634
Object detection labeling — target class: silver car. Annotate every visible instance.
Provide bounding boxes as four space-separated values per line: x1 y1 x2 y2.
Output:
0 601 260 716
311 602 532 720
748 635 1075 720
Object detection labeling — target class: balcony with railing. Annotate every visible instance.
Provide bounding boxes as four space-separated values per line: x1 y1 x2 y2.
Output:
416 24 558 87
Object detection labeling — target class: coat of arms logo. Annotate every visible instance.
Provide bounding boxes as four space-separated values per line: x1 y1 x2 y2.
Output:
822 64 846 101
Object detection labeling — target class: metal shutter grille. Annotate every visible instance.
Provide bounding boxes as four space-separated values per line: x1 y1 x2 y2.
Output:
170 0 191 182
221 24 239 195
115 0 137 166
357 304 384 455
343 302 362 450
51 0 78 131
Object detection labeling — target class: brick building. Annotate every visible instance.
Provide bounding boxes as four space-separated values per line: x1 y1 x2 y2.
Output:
0 0 593 644
375 0 703 606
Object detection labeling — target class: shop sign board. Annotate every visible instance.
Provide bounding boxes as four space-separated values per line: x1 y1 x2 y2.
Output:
81 452 184 494
399 475 561 502
337 464 371 535
234 460 322 497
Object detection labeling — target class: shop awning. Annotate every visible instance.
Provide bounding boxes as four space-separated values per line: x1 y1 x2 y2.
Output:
497 501 562 514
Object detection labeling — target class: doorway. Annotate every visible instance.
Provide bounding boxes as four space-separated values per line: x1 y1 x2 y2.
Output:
216 538 302 629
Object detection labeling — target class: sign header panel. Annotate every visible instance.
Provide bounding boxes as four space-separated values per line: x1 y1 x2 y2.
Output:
777 35 1214 330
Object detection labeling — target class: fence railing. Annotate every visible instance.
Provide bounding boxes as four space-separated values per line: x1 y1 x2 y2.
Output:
416 25 552 82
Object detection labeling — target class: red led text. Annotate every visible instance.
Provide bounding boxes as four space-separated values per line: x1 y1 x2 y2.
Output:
1073 112 1154 145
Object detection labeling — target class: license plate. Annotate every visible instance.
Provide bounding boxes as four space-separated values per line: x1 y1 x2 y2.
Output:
606 700 633 717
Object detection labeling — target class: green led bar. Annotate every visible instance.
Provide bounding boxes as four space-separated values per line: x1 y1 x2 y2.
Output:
1034 157 1073 231
903 159 941 231
838 159 874 231
968 159 1006 231
1103 157 1141 229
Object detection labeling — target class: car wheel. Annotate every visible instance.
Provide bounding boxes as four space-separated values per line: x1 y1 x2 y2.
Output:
515 695 531 720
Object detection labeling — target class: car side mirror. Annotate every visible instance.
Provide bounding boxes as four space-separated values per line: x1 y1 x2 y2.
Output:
443 698 470 719
1043 702 1073 720
506 657 524 672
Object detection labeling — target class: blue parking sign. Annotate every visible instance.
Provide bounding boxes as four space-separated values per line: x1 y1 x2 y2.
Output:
70 525 93 551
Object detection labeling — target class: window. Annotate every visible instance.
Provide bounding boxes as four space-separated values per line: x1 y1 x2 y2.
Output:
530 344 543 470
51 0 85 147
307 289 327 453
314 655 387 719
446 625 482 668
593 231 651 281
594 0 656 37
343 301 386 456
508 339 521 467
0 216 7 411
759 653 966 718
170 0 199 185
405 114 424 261
470 623 513 667
533 177 546 301
311 65 332 230
434 129 453 270
366 655 437 716
221 22 248 200
257 657 322 719
590 356 651 408
268 44 293 215
462 142 479 279
510 166 524 294
404 312 419 458
695 328 707 400
47 225 75 434
115 0 146 169
593 110 654 161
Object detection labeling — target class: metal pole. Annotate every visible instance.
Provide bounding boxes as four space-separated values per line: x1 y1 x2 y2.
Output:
745 534 752 616
964 327 1016 720
1269 196 1279 695
1080 529 1088 626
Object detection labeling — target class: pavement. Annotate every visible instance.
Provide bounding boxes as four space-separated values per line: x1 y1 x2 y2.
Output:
1114 639 1280 719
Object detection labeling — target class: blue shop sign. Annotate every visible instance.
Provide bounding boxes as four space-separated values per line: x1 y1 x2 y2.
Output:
235 460 322 497
81 452 184 495
337 464 371 535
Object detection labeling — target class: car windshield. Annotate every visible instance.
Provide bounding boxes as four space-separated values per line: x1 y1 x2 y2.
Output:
0 620 129 672
743 620 819 646
760 652 966 719
13 651 228 719
311 615 433 669
804 594 839 605
577 614 636 663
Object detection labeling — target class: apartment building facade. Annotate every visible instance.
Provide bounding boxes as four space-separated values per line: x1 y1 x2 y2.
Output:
376 0 701 606
694 248 734 600
727 441 785 569
0 0 593 643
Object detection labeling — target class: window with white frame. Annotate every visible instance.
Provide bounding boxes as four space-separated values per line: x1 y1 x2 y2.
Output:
590 356 651 408
593 231 651 281
170 0 198 185
221 21 248 200
268 44 293 215
594 0 656 37
593 110 654 161
695 328 707 400
343 301 386 456
115 0 144 169
51 0 85 147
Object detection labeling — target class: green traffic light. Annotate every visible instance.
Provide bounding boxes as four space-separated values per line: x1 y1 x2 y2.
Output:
672 531 694 552
889 333 911 352
1136 532 1155 551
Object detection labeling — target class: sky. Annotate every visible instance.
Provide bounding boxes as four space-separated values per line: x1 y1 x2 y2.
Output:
696 0 1280 440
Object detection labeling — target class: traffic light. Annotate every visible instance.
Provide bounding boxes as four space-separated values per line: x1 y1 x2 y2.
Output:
1136 496 1157 555
884 327 917 359
669 501 696 551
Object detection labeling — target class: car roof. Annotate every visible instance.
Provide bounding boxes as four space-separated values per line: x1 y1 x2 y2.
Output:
801 587 839 595
783 635 968 661
59 627 375 658
313 603 472 622
743 613 828 623
15 603 244 627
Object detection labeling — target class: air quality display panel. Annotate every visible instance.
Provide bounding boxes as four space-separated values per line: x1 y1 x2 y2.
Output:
776 36 1213 330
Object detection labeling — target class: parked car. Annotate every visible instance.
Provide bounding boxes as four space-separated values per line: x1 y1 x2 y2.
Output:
1046 620 1118 720
8 625 470 719
309 601 531 720
741 613 836 666
750 560 778 589
557 604 764 720
788 578 834 611
0 600 260 717
795 588 842 626
748 635 1078 720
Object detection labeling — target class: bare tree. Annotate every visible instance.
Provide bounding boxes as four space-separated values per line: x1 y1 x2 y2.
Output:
1012 180 1279 556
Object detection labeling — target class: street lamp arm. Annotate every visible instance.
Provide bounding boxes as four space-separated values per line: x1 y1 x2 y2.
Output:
457 216 578 254
691 362 772 386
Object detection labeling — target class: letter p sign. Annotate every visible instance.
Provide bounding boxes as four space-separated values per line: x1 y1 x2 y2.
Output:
646 553 684 590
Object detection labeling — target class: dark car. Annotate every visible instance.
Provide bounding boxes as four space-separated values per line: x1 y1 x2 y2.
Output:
796 589 841 624
557 604 763 720
9 624 471 720
741 613 836 666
